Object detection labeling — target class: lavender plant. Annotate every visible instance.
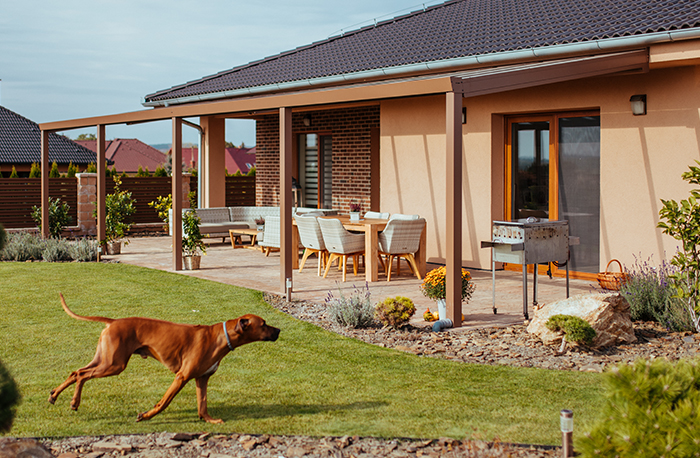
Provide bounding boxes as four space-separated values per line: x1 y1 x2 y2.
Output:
326 283 376 328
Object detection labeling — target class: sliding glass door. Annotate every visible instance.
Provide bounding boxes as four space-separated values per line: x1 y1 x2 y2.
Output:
298 133 332 209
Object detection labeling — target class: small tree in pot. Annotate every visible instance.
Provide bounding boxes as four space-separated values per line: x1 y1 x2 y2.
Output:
94 176 136 254
182 209 206 270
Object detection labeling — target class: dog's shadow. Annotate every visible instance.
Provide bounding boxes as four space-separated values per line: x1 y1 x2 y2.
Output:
146 400 387 425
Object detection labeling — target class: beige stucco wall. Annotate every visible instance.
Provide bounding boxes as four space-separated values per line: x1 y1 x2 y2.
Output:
380 62 700 272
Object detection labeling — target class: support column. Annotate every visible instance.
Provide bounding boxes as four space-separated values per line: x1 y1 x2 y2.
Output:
446 92 463 327
200 116 226 208
172 118 183 271
96 125 106 246
280 107 293 298
40 130 49 238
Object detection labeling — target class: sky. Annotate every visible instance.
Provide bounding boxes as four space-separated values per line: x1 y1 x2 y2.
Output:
0 0 441 147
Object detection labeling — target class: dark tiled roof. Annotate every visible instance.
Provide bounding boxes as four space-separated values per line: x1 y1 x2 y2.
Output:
145 0 700 103
0 106 97 165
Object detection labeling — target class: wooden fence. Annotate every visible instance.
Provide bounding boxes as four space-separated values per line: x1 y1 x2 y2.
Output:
0 175 256 230
0 178 78 229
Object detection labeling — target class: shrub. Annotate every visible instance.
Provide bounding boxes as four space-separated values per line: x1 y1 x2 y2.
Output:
66 161 78 178
136 165 150 177
182 209 206 256
96 176 136 243
154 165 168 177
9 166 18 178
0 359 21 433
49 161 60 178
42 238 73 262
326 284 376 328
375 296 416 329
577 358 700 457
620 255 693 332
545 314 596 346
148 194 172 231
1 232 45 261
70 237 98 262
31 196 73 238
247 166 256 177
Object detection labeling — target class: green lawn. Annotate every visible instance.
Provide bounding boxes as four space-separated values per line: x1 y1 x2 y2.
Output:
0 262 603 443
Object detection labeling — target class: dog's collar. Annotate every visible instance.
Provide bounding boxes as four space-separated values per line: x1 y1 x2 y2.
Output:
222 321 235 352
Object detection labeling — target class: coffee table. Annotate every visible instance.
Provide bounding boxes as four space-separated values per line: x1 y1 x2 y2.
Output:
228 228 259 249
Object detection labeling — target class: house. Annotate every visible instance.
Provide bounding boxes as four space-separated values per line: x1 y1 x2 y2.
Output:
75 138 166 174
175 145 256 174
0 105 97 176
39 0 700 322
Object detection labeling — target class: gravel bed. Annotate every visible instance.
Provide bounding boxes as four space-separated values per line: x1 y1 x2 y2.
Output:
10 293 698 458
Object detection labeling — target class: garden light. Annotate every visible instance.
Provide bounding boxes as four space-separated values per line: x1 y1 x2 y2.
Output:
560 409 573 457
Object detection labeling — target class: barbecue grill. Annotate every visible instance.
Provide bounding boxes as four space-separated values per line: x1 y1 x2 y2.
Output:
481 218 578 319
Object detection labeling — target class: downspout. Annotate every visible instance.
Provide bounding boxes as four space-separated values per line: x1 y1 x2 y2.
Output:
182 119 203 208
142 29 700 108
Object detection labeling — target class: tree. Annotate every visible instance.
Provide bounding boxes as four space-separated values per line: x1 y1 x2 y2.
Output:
28 163 40 178
66 162 78 178
85 163 97 173
9 166 18 178
136 165 150 177
75 133 96 141
49 162 60 178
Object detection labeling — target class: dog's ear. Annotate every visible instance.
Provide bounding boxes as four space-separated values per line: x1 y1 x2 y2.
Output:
234 317 249 334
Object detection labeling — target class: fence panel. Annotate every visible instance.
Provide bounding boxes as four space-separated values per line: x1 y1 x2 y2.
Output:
0 178 78 229
226 176 256 206
117 177 172 224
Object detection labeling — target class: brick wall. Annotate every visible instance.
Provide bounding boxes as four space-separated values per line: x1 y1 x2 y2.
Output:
255 105 380 213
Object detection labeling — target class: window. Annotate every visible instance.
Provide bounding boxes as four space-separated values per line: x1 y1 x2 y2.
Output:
297 133 332 208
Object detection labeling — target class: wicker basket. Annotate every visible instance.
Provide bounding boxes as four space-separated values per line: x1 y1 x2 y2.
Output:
597 259 630 291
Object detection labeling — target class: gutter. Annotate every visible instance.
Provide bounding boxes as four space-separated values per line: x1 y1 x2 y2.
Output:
142 28 700 108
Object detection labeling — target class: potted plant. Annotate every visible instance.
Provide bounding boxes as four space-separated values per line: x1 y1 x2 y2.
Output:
420 266 475 319
349 202 361 221
182 209 206 270
95 177 136 254
255 216 265 232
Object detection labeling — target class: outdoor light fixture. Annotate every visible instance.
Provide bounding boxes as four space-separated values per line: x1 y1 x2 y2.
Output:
303 115 311 127
560 409 574 457
630 94 647 116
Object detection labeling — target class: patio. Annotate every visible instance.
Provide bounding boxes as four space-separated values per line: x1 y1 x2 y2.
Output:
106 235 595 331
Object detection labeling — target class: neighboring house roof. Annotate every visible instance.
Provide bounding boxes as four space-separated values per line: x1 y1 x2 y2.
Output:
144 0 700 105
76 138 166 172
226 147 256 174
0 105 97 165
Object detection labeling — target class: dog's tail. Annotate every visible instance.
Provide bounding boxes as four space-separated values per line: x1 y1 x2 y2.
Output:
59 293 114 324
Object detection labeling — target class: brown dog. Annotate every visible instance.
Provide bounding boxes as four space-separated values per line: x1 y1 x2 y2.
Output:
48 293 280 423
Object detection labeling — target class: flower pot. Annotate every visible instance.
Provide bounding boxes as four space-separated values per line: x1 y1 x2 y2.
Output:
436 298 447 320
106 241 121 255
349 212 360 221
183 255 201 270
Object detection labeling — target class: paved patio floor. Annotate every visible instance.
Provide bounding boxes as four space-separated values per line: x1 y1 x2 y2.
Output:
106 235 597 331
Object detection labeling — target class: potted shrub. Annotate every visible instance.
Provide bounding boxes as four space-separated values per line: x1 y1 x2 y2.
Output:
182 209 206 270
349 202 361 221
95 177 136 254
420 266 475 319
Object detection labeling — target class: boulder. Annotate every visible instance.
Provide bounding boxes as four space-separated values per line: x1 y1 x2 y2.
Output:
527 293 636 348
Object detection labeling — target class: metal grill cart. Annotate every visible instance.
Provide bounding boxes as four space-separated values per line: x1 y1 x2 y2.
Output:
481 219 578 320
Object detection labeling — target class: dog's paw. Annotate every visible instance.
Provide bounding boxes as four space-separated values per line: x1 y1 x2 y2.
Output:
48 395 56 405
136 412 145 422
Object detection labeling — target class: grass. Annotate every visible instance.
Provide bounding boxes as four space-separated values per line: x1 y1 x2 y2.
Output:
0 262 603 444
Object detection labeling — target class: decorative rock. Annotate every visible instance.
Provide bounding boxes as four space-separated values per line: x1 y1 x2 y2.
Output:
0 439 54 458
526 293 636 348
92 441 133 454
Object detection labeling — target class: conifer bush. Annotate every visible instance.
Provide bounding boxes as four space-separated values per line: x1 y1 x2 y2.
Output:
0 359 20 433
545 315 596 346
578 358 700 457
375 296 416 329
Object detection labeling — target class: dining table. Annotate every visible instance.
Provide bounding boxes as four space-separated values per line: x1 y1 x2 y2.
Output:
292 214 426 282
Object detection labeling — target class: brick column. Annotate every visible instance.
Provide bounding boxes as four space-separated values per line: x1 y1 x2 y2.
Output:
76 173 97 236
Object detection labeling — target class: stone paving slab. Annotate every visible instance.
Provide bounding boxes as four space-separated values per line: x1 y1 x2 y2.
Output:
106 236 594 331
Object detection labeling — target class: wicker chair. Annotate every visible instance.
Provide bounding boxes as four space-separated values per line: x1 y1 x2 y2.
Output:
294 214 327 276
317 218 365 282
364 211 390 219
389 213 420 220
258 215 280 256
378 217 426 281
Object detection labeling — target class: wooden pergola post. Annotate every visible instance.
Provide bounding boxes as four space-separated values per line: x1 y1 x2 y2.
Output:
96 125 106 247
280 107 293 299
446 91 463 327
40 130 50 238
172 117 183 271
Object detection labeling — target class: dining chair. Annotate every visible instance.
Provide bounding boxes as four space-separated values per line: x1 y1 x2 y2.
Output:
389 213 420 220
364 211 390 219
378 217 426 281
317 217 365 282
294 214 327 276
258 215 280 256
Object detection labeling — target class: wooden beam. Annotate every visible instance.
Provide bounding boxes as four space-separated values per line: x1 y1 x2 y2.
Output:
40 130 49 238
172 118 183 271
96 125 106 246
280 107 293 297
446 91 463 327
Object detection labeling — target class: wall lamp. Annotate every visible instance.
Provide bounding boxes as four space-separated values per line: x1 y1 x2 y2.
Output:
303 115 312 127
630 94 647 116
